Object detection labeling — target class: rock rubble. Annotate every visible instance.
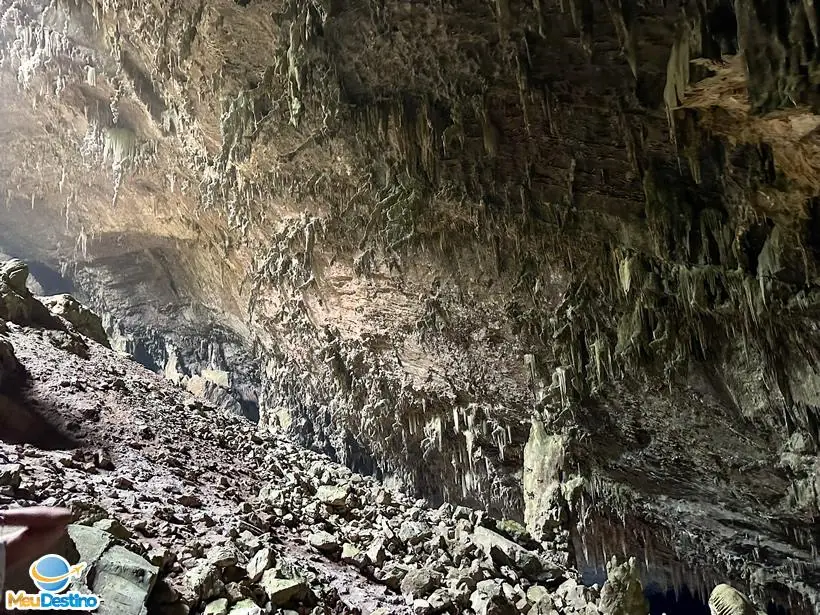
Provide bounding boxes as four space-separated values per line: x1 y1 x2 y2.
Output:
0 259 778 615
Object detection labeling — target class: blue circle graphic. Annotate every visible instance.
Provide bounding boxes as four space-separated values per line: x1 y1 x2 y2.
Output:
30 555 71 593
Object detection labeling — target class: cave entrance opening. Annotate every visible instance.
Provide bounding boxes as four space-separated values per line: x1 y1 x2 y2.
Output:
644 584 709 615
644 585 791 615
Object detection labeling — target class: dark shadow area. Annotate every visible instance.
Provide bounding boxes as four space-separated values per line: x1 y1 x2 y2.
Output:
26 260 74 295
645 584 709 615
768 602 790 615
0 393 79 450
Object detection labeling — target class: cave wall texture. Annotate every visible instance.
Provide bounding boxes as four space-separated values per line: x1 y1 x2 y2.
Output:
0 0 819 612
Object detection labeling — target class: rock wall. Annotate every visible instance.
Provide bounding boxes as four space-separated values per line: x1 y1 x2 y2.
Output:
0 242 262 420
0 0 818 611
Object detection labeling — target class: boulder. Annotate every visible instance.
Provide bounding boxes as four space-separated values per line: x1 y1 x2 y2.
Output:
400 568 442 599
527 585 549 603
206 544 238 568
0 336 22 393
470 579 517 615
92 545 160 615
531 595 560 615
0 463 22 489
0 262 63 330
398 521 432 546
428 587 455 611
246 547 274 582
365 538 387 566
471 526 543 576
183 563 223 602
93 518 133 540
340 543 368 568
260 570 307 606
228 598 263 615
556 578 592 612
494 519 531 544
39 294 111 347
1 259 29 293
66 524 114 566
61 524 158 615
315 484 349 508
204 598 229 615
707 584 762 615
376 563 410 590
308 531 338 552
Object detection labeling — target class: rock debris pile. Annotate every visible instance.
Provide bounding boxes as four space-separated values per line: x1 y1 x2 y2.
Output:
0 259 768 615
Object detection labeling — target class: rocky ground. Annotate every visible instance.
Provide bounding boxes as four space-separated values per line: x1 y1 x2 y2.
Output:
0 258 768 615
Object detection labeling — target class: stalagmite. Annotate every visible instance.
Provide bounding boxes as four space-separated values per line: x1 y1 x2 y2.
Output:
599 556 648 615
707 584 762 615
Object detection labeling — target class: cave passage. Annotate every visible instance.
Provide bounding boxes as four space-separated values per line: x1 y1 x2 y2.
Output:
645 585 792 615
645 585 710 615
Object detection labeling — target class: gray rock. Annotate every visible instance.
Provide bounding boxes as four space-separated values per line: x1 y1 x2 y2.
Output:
66 524 114 567
453 506 472 520
227 598 263 615
1 259 29 293
557 578 590 612
341 543 369 568
531 595 560 615
377 563 410 590
204 598 229 615
398 521 432 546
149 578 180 605
494 519 531 544
308 531 338 552
183 563 223 602
375 490 392 505
447 573 477 602
400 567 442 599
315 484 349 508
93 518 133 540
366 537 387 566
470 579 517 615
90 545 159 615
707 584 761 615
527 585 550 603
260 570 307 606
0 463 22 489
471 526 543 576
206 544 238 568
428 587 454 611
246 547 274 582
40 294 111 347
0 336 21 393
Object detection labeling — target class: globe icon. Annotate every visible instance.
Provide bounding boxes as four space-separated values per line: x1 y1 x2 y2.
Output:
30 555 71 593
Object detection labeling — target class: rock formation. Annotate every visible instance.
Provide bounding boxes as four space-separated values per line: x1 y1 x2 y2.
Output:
0 267 656 614
3 270 789 615
0 0 818 611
